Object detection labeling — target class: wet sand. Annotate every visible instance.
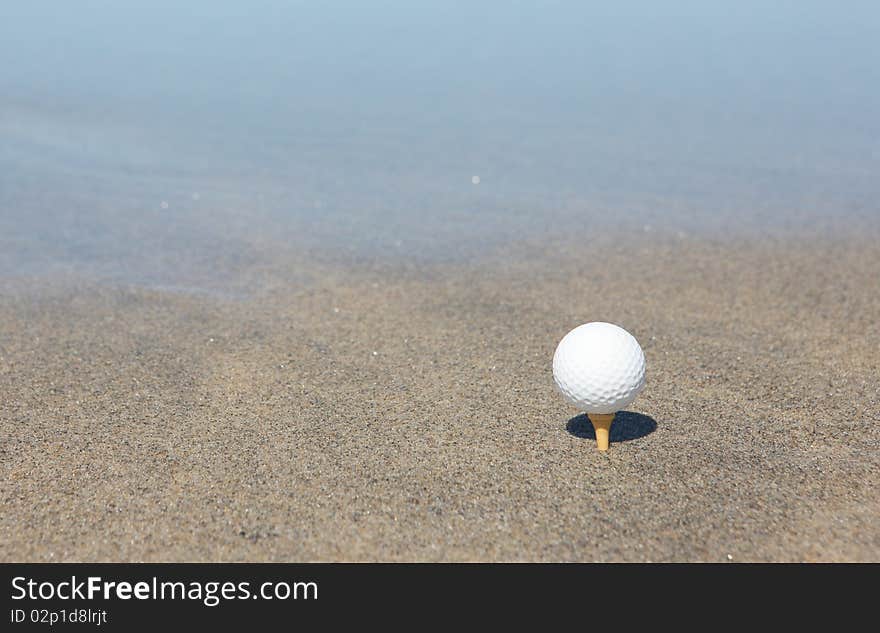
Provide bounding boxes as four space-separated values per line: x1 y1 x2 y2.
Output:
1 231 879 561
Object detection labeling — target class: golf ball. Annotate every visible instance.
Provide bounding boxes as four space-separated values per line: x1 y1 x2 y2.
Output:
552 322 646 414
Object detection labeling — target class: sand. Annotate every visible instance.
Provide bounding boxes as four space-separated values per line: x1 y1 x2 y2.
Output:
1 231 879 561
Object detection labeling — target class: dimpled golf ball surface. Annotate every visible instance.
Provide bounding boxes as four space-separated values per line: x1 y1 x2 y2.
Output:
553 322 646 414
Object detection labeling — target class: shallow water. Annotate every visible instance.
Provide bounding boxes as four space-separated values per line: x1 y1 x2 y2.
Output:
2 1 879 290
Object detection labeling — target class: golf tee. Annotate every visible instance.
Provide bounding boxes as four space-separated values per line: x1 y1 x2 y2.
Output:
587 413 615 451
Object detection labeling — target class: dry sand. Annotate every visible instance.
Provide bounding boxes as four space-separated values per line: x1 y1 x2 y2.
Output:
1 231 879 561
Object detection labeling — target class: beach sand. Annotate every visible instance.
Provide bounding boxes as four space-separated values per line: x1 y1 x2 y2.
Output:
1 231 878 561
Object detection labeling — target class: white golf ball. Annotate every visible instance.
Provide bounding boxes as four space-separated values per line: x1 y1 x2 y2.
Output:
552 322 646 414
